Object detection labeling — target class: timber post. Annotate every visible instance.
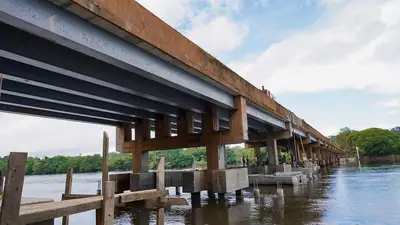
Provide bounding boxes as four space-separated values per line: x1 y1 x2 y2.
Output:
0 171 4 196
62 168 73 225
156 157 165 225
0 152 28 225
102 181 115 225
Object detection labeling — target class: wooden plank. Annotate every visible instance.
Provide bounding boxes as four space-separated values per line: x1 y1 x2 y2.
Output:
102 132 109 195
119 190 167 203
62 194 98 200
102 181 115 225
19 196 103 224
19 189 166 224
0 152 27 225
62 168 73 225
143 197 188 209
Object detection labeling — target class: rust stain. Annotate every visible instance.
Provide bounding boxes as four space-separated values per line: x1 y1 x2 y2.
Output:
47 0 335 147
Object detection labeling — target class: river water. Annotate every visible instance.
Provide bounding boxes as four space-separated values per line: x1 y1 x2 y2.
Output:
22 165 400 225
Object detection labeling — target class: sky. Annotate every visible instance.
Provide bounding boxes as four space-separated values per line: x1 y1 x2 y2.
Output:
1 0 400 156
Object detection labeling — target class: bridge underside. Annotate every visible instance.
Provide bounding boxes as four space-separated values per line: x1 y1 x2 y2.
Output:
0 0 341 182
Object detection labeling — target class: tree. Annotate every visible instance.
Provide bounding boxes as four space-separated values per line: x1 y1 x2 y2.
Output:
355 128 400 156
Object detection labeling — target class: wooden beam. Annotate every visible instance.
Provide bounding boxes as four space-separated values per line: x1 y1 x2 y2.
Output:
155 115 171 138
133 119 151 173
116 124 132 153
62 168 73 225
62 194 98 200
0 152 27 225
202 104 219 133
229 96 248 141
123 128 247 152
248 130 291 141
304 143 321 148
119 190 168 203
123 98 248 152
177 111 194 136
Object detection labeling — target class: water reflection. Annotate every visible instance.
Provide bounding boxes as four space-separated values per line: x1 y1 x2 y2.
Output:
22 165 400 225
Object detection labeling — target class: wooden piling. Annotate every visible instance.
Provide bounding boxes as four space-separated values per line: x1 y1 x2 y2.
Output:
102 181 115 225
97 131 110 225
0 152 28 225
102 132 110 194
156 157 165 225
62 168 73 225
0 171 4 196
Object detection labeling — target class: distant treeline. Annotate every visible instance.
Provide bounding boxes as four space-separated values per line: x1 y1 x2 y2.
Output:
332 127 400 157
0 146 264 175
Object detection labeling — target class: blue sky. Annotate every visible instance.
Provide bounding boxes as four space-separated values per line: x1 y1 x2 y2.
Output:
1 0 400 155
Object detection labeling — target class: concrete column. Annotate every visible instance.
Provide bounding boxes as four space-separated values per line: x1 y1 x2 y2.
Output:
218 145 226 169
141 152 149 172
267 138 278 165
206 142 226 197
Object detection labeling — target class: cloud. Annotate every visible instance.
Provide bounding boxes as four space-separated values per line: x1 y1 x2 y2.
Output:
185 16 248 55
378 99 400 108
0 113 116 157
228 0 400 95
137 0 248 55
135 0 194 28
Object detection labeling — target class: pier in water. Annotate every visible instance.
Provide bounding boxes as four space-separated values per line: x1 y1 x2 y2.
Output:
21 164 400 225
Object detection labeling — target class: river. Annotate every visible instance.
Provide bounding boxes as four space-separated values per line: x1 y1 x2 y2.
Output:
21 165 400 225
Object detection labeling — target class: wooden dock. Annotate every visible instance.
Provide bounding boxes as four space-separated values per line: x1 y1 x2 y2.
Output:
0 132 186 225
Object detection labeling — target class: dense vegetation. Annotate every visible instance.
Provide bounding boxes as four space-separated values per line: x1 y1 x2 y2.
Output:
332 127 400 157
0 146 263 175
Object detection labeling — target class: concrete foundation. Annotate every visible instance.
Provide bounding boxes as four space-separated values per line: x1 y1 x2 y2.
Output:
276 164 292 173
182 171 206 193
109 173 130 193
212 168 249 193
130 173 155 191
249 174 301 186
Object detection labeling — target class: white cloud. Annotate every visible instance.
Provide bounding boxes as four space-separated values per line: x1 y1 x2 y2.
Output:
186 16 248 55
0 113 116 156
137 0 248 55
136 0 194 27
378 99 400 108
229 0 400 95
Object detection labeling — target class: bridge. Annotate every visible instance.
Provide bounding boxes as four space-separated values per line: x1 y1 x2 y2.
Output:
0 0 342 196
